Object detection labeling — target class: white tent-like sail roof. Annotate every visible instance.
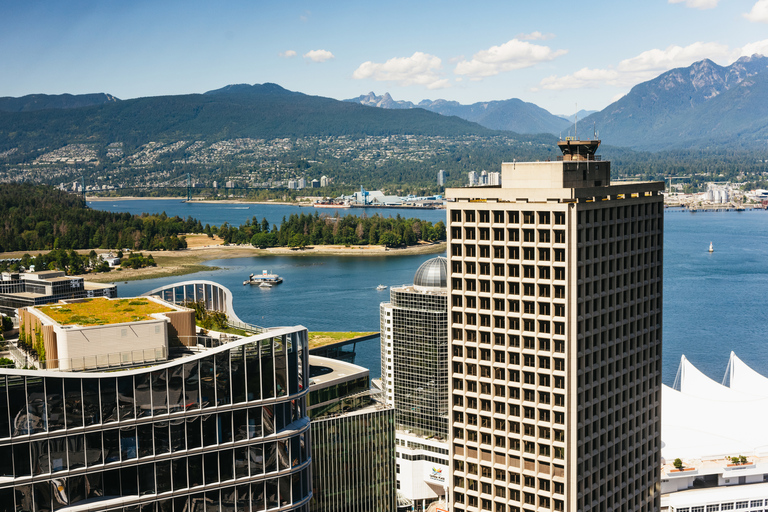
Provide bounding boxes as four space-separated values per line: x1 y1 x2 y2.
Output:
662 354 768 461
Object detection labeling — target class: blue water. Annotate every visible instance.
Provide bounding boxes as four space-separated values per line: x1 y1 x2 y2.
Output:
97 200 768 386
87 199 446 228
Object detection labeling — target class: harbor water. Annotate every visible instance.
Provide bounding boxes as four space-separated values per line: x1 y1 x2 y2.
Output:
98 200 768 386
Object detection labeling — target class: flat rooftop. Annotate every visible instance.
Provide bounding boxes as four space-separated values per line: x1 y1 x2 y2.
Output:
36 297 174 327
308 355 368 387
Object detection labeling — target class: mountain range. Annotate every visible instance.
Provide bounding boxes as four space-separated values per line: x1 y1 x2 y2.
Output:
345 92 579 135
579 54 768 150
1 54 767 153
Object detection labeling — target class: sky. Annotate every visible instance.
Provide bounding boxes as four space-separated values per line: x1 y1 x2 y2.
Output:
2 0 768 115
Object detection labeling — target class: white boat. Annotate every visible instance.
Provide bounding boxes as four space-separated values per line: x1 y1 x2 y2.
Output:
709 242 714 253
377 284 387 291
245 270 283 285
259 282 273 289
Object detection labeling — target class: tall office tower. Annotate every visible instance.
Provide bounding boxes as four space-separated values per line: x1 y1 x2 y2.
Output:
468 172 478 187
380 257 450 510
439 170 447 187
446 139 664 512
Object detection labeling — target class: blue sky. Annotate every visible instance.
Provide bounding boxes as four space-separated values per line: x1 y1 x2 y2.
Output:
2 0 768 114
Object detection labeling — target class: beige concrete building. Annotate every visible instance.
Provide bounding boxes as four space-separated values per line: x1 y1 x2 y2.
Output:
446 140 664 512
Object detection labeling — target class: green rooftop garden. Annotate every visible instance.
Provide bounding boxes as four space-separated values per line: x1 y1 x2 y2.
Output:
38 297 173 326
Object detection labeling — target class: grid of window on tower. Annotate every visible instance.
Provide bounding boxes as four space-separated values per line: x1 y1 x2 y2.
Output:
447 198 663 512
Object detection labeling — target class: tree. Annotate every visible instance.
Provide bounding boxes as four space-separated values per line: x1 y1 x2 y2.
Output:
673 458 684 470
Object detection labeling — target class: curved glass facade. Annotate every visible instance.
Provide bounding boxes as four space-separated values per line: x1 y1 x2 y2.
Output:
0 326 312 512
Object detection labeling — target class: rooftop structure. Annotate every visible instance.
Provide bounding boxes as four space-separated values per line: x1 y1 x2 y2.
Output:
17 296 195 371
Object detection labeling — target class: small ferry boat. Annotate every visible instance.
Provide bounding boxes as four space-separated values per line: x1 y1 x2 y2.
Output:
709 242 714 253
244 270 283 286
376 284 387 291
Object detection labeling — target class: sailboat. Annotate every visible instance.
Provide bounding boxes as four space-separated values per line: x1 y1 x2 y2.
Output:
708 242 714 253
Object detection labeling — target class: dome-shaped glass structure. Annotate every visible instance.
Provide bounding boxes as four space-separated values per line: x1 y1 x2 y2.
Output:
413 256 447 291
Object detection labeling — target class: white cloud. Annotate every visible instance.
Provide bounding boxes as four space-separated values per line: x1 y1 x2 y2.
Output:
739 38 768 56
454 39 567 78
303 50 335 62
538 42 731 90
352 52 449 89
279 50 297 58
668 0 719 9
516 31 555 41
744 0 768 22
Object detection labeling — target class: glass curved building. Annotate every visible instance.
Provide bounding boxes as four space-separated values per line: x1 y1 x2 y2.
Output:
0 326 312 512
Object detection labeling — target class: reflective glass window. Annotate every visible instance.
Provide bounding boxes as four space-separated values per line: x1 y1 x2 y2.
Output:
68 434 85 469
219 449 234 482
49 437 66 472
200 356 215 409
152 369 168 415
172 457 188 491
31 439 49 476
234 447 248 478
64 379 82 428
218 411 232 444
237 484 252 511
288 348 299 395
85 431 103 466
263 405 274 436
248 407 262 439
266 479 278 509
86 472 103 499
33 481 51 512
277 440 289 471
206 490 220 512
15 484 33 512
221 486 236 512
274 354 287 398
300 433 307 463
0 445 12 477
120 427 137 460
170 419 186 452
291 436 300 468
27 377 46 434
168 364 184 413
154 422 170 455
261 345 274 399
139 462 155 496
233 409 248 441
202 414 217 447
279 475 291 507
103 429 120 463
0 377 8 439
134 373 151 419
204 452 218 485
245 344 261 401
186 416 201 450
68 475 86 507
137 423 154 458
264 442 277 473
251 481 265 511
184 362 200 410
215 351 231 406
117 376 134 421
156 460 172 494
104 468 121 496
188 454 203 488
230 347 246 404
8 376 27 436
100 377 117 423
121 465 138 496
81 378 100 426
249 444 263 476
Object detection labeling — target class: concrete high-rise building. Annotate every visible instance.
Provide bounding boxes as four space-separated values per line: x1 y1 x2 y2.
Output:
468 172 478 187
446 139 664 512
380 257 449 511
438 170 446 187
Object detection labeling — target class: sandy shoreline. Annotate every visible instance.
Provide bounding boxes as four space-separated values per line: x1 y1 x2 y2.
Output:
1 242 447 283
